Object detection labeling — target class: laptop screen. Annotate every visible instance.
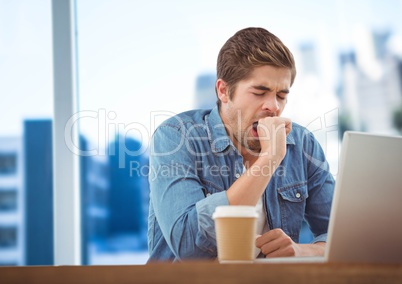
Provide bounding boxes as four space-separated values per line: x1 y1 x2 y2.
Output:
326 131 402 263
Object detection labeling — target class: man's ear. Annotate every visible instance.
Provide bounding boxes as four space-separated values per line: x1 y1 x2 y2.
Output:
216 79 229 103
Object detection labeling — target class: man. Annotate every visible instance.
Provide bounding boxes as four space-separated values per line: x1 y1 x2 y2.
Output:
147 27 334 261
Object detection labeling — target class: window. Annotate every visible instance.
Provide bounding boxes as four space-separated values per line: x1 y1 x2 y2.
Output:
0 154 17 175
2 0 401 266
0 0 53 266
0 190 17 211
75 0 402 264
0 227 17 248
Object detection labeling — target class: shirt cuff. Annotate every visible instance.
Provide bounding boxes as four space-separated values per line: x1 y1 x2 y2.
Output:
313 233 327 243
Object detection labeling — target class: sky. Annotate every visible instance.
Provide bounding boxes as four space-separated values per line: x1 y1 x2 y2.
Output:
1 0 402 149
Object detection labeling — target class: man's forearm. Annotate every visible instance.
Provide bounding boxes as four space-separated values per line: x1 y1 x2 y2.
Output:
298 242 326 256
225 156 276 206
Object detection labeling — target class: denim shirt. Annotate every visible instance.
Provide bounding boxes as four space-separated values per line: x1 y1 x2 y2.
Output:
147 107 334 262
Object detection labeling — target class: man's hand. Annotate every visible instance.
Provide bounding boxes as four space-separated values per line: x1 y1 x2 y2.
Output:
255 228 301 257
255 229 326 258
256 117 292 163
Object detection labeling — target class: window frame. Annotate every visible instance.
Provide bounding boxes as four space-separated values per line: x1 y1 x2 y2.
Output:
51 0 81 265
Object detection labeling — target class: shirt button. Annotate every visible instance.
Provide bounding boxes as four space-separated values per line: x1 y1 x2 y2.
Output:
296 192 301 198
235 173 240 179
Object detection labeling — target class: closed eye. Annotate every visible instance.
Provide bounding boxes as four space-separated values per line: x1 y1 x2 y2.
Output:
252 92 265 96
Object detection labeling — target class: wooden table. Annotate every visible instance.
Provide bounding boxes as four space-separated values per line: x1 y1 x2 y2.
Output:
2 261 402 284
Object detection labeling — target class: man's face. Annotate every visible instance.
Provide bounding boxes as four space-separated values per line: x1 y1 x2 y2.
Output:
219 65 292 154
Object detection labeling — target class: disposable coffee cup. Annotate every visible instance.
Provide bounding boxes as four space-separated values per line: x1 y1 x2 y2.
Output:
212 205 258 263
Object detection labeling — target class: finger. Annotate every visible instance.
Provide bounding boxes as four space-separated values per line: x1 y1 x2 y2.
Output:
265 245 295 258
255 229 283 248
263 234 296 257
265 238 297 258
282 118 292 135
255 235 264 248
259 237 283 256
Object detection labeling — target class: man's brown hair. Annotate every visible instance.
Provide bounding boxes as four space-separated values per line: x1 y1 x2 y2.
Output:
216 27 296 108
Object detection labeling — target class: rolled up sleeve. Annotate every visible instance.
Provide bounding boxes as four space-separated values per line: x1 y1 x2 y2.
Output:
195 191 229 250
150 125 228 259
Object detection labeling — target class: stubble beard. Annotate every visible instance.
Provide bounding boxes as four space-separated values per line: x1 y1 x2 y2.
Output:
232 125 261 154
225 105 261 155
244 131 261 153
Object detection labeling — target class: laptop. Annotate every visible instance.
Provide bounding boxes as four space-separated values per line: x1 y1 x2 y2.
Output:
255 131 402 264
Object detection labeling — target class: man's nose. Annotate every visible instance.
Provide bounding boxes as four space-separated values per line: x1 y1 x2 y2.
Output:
262 96 280 113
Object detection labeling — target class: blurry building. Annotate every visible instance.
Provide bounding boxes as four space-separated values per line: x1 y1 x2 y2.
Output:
338 51 361 132
0 137 23 265
338 29 402 134
109 137 142 234
287 40 339 139
0 120 54 266
106 136 148 251
80 136 110 264
0 119 152 265
195 73 217 109
24 120 54 265
299 42 319 75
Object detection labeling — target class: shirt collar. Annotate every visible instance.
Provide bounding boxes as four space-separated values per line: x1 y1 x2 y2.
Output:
286 129 296 145
206 107 296 153
206 107 232 153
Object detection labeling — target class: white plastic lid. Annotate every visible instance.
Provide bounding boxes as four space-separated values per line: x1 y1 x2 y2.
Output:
212 205 258 219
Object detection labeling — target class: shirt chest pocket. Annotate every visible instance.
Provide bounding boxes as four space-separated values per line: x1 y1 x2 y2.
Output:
278 182 308 202
277 182 308 239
